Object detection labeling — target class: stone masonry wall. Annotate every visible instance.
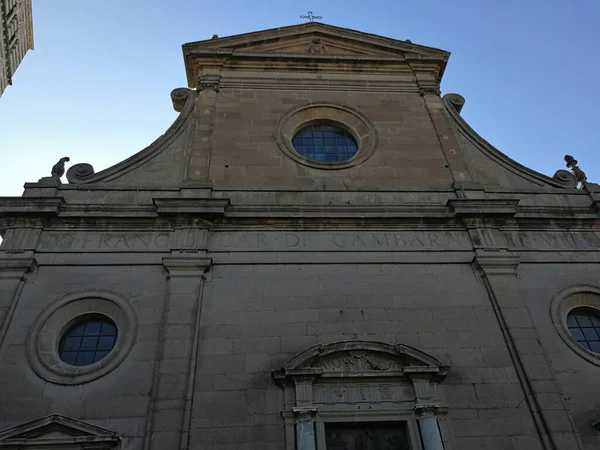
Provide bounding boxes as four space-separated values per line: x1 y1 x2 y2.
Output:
189 89 453 190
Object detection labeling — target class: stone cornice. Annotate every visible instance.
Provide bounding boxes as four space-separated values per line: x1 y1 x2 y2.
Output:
0 197 65 216
153 198 230 216
447 199 520 217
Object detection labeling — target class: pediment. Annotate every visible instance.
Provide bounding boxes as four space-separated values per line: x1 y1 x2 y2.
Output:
274 341 448 380
0 415 120 448
183 23 450 86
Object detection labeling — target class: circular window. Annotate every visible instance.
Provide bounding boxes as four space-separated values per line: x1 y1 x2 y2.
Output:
27 290 137 385
59 317 118 366
566 309 600 353
551 287 600 366
292 123 358 163
275 103 377 170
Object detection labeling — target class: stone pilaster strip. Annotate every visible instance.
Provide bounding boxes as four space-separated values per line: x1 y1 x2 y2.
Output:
145 256 211 450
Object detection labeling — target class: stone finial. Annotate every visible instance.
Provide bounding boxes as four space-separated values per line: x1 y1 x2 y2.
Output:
51 157 70 177
564 154 587 185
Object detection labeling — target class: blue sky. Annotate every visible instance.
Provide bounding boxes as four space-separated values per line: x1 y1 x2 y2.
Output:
0 0 599 196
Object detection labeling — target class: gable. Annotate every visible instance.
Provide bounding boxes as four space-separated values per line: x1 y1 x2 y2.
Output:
0 415 120 448
183 22 450 87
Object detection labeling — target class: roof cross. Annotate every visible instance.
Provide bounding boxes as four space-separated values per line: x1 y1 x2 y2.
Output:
300 11 322 22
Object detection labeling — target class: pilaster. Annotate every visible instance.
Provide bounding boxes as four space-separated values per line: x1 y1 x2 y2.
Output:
473 251 566 450
0 254 37 349
145 255 211 450
293 407 318 450
186 75 221 181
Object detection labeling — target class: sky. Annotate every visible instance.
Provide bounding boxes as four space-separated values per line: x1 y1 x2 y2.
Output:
0 0 599 197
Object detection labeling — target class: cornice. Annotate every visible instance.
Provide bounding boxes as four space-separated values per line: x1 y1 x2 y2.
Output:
0 197 64 216
153 198 230 216
447 199 520 217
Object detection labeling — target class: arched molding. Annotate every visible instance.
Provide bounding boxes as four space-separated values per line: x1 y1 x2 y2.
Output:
27 289 138 385
551 285 600 366
279 340 447 377
66 88 196 184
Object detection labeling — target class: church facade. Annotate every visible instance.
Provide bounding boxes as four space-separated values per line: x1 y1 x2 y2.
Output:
0 22 599 450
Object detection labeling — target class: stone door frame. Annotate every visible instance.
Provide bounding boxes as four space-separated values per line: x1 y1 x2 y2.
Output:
273 340 449 450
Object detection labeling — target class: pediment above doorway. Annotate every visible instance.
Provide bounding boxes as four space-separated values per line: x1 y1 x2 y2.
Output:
0 414 120 448
273 340 448 381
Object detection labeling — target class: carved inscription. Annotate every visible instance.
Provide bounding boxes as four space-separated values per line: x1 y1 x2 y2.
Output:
314 384 414 404
209 231 470 252
505 231 600 251
38 232 170 252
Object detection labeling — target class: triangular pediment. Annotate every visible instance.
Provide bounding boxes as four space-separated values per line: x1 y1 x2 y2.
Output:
0 415 120 448
183 22 450 87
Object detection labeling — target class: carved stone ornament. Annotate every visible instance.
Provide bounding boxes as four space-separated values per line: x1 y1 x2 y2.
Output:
308 37 327 54
197 74 221 92
304 350 406 372
552 169 578 189
50 157 70 177
444 93 465 114
66 163 95 184
565 154 587 187
274 340 448 380
419 86 441 97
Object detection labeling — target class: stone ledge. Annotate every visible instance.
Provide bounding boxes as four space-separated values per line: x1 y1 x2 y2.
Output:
0 197 65 215
447 199 519 217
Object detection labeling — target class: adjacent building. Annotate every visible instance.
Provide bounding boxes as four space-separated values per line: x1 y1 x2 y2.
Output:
0 22 599 450
0 0 34 96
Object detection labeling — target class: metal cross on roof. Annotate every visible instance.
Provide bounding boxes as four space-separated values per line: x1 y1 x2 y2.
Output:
300 11 322 22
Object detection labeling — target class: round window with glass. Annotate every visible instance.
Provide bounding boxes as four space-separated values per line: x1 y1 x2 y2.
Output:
292 123 358 163
58 316 118 366
566 308 600 353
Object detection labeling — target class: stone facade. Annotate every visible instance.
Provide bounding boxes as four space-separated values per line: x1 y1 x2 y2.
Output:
0 0 33 96
0 22 599 450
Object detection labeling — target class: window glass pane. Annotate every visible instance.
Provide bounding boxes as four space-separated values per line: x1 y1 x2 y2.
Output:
590 314 600 326
60 351 78 365
76 351 95 366
98 336 115 351
101 322 117 335
95 351 111 361
589 341 600 352
568 328 585 341
80 336 99 351
582 328 599 341
62 336 82 351
85 321 103 335
68 323 86 336
566 315 578 327
575 314 593 327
